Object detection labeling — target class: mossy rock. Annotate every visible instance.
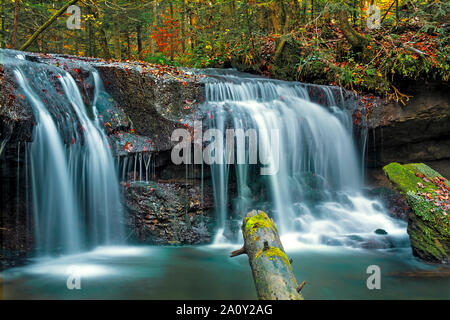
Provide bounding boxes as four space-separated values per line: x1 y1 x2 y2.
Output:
383 162 450 263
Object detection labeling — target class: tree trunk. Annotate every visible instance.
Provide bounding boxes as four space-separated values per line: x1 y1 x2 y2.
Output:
113 0 121 60
87 15 93 56
302 1 307 24
230 210 304 300
150 2 157 54
0 0 5 48
20 0 79 51
97 28 110 59
11 0 20 49
180 0 186 54
87 5 97 58
89 3 110 60
58 28 63 54
337 9 369 52
189 6 195 49
169 2 174 61
269 2 282 34
395 0 399 26
125 24 131 59
136 24 143 60
282 1 291 34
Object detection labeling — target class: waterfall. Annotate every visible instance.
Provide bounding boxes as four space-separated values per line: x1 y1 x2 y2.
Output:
202 70 406 248
3 51 124 255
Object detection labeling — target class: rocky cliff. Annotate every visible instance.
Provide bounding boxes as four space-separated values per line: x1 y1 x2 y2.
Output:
366 82 450 168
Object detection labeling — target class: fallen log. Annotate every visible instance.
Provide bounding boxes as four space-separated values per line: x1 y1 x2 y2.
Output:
230 210 304 300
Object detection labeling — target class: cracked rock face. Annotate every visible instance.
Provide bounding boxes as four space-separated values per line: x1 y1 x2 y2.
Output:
365 82 450 167
123 180 214 245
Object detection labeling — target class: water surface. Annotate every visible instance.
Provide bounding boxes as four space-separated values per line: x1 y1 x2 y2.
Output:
2 245 448 300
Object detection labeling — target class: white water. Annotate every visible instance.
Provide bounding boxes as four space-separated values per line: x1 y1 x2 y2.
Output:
203 71 407 248
3 51 124 254
2 51 406 255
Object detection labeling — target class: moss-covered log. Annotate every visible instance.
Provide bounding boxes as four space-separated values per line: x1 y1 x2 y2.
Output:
230 210 304 300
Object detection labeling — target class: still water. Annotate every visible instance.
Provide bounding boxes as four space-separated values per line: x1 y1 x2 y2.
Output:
1 244 448 300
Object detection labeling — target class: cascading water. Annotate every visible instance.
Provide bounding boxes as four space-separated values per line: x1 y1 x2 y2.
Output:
2 51 124 255
202 70 407 248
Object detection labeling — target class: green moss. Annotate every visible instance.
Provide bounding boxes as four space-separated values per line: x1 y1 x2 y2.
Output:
383 162 435 193
244 211 278 236
384 162 450 263
255 246 291 268
406 191 436 223
405 163 450 185
408 214 448 261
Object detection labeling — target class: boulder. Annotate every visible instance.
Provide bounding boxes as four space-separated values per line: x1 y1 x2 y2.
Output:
383 162 450 263
375 229 388 235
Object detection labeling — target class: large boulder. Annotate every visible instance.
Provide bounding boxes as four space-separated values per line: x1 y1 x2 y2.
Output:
383 162 450 263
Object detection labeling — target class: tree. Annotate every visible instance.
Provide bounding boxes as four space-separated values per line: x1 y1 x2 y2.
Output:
337 8 370 53
20 0 79 51
112 0 121 60
10 0 20 48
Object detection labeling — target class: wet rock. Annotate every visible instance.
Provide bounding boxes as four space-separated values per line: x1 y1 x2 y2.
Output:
93 60 205 153
109 131 155 156
294 172 331 202
319 235 342 246
360 238 395 250
366 187 411 221
158 163 210 180
0 142 34 271
0 64 34 145
123 180 214 245
375 229 388 235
